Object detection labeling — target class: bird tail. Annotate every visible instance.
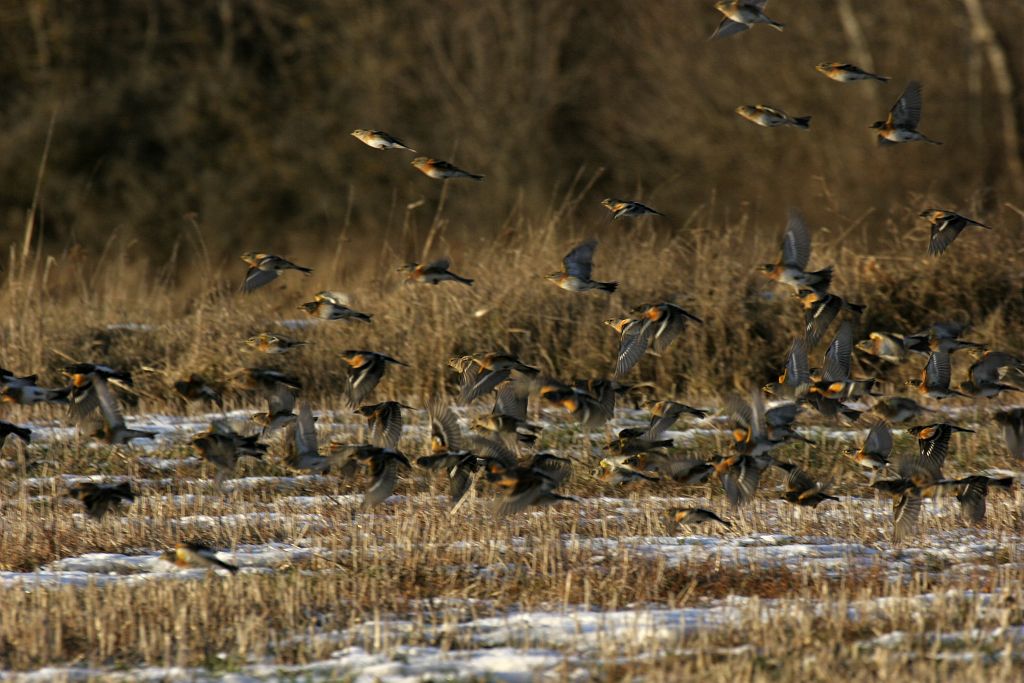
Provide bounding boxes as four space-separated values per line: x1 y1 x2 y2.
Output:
792 116 811 129
847 301 866 315
923 136 943 145
769 21 785 31
598 281 618 294
355 312 374 323
467 173 485 181
873 74 891 82
213 557 240 573
11 425 31 442
455 275 474 286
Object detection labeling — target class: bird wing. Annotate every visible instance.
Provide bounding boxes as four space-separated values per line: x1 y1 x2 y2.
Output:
785 337 811 387
764 402 799 428
377 404 404 450
426 258 451 271
928 214 963 256
804 295 840 347
428 398 463 452
347 361 385 407
955 479 987 523
470 434 518 469
822 320 854 382
783 464 818 495
892 493 922 540
925 351 951 390
531 453 573 485
971 352 1020 385
294 402 318 455
891 81 923 128
562 240 597 280
724 393 754 431
92 375 126 430
267 383 297 415
615 326 651 376
864 421 893 456
460 366 511 404
363 456 399 508
242 267 278 293
782 209 812 270
710 17 750 39
494 380 529 421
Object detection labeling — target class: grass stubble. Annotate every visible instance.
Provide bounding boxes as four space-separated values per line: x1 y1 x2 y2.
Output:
1 199 1024 680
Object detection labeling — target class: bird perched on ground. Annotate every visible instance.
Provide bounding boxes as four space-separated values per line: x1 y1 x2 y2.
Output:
355 401 411 450
398 259 474 286
815 62 889 83
759 209 832 295
545 239 617 294
735 105 810 129
994 408 1024 459
245 333 308 354
350 129 416 152
161 541 239 573
710 0 784 39
844 421 893 482
960 351 1024 398
0 421 31 449
919 210 993 256
601 198 664 219
667 507 731 529
240 252 313 293
333 444 413 508
339 351 407 407
68 481 135 519
872 81 942 145
411 157 483 180
298 299 372 322
907 352 968 400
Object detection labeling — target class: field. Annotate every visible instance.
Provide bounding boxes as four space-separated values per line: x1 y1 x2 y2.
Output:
3 201 1024 681
0 399 1023 681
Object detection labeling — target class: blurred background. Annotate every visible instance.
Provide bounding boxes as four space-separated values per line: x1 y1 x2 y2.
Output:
1 0 1022 277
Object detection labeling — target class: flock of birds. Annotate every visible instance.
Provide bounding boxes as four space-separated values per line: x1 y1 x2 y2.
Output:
1 0 1021 572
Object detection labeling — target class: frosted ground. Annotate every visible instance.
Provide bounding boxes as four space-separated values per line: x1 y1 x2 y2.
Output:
1 406 1022 681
